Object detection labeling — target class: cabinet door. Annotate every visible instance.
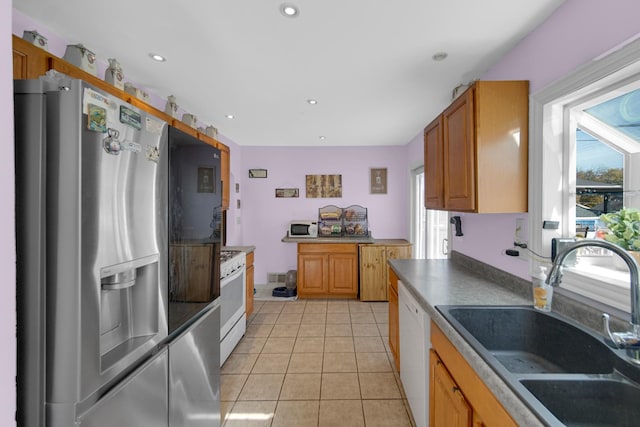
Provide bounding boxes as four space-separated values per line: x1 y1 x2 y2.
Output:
245 252 255 317
359 245 386 301
430 350 472 427
425 117 444 209
443 88 476 212
298 254 328 295
219 145 231 210
388 270 400 371
13 36 50 79
328 253 358 296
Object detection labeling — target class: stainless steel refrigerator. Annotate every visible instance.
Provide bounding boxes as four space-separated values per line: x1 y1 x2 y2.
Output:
15 77 221 427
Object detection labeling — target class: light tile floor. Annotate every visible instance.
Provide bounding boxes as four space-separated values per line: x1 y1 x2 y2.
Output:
221 299 415 427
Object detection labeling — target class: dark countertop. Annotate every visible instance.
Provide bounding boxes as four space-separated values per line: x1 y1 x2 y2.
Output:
222 245 256 254
388 255 545 427
282 235 375 244
281 235 410 245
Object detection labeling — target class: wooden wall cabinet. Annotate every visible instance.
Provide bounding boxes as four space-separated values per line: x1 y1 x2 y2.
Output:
388 268 400 371
12 35 231 210
13 36 50 79
245 251 255 317
359 240 412 301
424 80 529 213
198 133 231 210
430 322 517 427
297 243 358 299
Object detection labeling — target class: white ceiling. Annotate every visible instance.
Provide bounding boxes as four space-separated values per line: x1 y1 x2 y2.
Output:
14 0 565 147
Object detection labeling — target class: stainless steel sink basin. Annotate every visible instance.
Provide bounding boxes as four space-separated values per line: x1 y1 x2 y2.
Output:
521 379 640 427
436 305 640 427
440 306 614 374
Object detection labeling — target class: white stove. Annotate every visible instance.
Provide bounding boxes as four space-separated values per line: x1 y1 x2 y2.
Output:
221 250 246 278
219 250 246 365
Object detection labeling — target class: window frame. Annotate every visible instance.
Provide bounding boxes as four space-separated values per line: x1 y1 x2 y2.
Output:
530 37 640 315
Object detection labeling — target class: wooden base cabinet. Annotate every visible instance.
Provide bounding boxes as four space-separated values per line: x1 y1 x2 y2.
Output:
359 240 412 301
297 243 358 298
245 251 255 317
430 322 517 427
430 350 472 427
388 268 400 371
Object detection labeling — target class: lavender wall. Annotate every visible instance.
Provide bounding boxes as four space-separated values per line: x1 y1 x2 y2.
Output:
2 0 16 422
233 146 410 283
445 0 640 280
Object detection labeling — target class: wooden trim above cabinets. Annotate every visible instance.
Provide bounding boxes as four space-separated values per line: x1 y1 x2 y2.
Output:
12 34 231 210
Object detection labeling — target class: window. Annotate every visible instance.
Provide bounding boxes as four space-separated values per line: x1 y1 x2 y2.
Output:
531 39 640 313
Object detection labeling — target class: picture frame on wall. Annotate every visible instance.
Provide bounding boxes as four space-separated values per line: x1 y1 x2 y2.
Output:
249 169 268 178
370 168 387 194
197 166 216 193
275 188 299 198
305 174 342 198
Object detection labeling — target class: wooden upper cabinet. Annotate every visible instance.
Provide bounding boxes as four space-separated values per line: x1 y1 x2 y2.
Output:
424 80 528 213
13 35 50 79
198 133 231 210
443 88 476 212
219 144 231 210
424 116 444 210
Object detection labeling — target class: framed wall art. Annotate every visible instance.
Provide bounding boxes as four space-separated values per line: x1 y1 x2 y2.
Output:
306 174 342 198
370 168 387 194
197 166 216 193
249 169 268 178
275 188 299 198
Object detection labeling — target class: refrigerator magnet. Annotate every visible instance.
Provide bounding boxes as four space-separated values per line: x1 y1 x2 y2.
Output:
119 105 142 130
87 104 107 132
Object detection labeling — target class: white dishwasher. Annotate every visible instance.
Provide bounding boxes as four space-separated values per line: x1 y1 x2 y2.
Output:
399 280 430 427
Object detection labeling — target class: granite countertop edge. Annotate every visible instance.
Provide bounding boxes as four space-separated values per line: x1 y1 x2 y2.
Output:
388 255 545 427
222 245 256 253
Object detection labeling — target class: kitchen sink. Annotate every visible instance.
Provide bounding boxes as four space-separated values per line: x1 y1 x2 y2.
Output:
440 306 614 374
521 379 640 427
436 305 640 426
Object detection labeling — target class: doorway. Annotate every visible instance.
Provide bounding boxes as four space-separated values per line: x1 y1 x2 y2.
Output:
411 167 448 259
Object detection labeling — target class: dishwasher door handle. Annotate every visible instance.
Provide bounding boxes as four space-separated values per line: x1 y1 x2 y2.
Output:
403 302 419 316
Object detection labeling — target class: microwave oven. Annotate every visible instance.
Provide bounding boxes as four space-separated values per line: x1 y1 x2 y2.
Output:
288 221 318 238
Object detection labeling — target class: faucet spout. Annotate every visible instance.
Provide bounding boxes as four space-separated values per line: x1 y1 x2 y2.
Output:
546 239 640 364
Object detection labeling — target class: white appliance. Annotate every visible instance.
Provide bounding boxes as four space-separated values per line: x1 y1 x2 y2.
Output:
220 250 247 364
399 280 430 427
288 220 318 238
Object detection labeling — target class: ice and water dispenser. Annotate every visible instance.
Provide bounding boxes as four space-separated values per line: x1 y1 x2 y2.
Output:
99 255 161 370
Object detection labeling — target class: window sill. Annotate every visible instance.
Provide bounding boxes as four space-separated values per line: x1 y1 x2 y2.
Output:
561 263 630 313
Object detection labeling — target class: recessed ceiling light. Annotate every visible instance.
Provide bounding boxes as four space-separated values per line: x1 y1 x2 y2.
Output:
149 53 166 62
225 114 235 119
319 136 326 141
280 3 299 18
307 99 318 105
432 52 448 62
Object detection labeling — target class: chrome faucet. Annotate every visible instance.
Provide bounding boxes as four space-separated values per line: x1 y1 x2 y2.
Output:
545 239 640 365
